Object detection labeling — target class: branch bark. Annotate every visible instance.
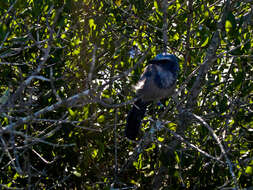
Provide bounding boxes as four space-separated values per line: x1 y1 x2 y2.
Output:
187 0 232 108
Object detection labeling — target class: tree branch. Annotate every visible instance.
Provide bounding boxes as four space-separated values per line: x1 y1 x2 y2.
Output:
187 0 232 108
190 113 239 189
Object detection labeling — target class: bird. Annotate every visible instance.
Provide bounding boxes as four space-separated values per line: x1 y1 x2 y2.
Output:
125 53 179 140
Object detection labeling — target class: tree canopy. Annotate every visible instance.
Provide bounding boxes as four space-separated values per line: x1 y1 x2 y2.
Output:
0 0 252 189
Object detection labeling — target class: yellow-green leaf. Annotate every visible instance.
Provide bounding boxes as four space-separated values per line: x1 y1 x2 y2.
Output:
68 108 75 117
89 18 96 30
158 137 164 142
132 5 137 14
245 166 252 175
225 20 232 32
201 37 209 47
92 149 98 158
204 10 209 17
173 33 179 40
115 0 121 6
154 1 158 10
97 115 105 123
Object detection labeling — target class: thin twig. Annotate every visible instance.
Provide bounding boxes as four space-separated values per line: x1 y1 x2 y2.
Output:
190 113 239 189
3 89 90 131
162 126 224 163
88 44 97 84
162 0 168 52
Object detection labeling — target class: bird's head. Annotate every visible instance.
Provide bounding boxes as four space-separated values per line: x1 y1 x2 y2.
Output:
153 53 179 73
154 53 178 64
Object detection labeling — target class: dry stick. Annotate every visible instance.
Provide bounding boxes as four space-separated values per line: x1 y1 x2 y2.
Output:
191 113 239 189
31 117 103 132
2 129 75 148
111 108 119 188
162 0 168 53
31 148 55 164
183 0 193 78
9 45 51 104
0 137 23 174
0 184 24 190
162 126 224 163
50 67 62 102
88 44 97 84
2 90 89 132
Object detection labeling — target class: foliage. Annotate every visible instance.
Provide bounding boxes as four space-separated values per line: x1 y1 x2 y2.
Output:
0 0 252 189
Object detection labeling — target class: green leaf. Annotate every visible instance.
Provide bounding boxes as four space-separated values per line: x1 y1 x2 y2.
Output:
92 149 98 158
201 36 209 47
245 166 253 175
154 1 158 10
68 108 75 117
133 153 143 170
204 10 209 17
225 20 232 32
115 0 121 6
89 18 96 30
97 115 105 123
173 33 179 40
158 137 164 142
0 23 8 41
73 171 82 177
132 4 137 14
175 151 180 163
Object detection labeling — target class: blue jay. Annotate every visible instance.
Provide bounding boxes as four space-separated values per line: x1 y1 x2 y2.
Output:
125 53 179 140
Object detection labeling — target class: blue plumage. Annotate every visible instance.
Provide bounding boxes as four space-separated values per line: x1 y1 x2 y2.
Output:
125 53 179 140
154 53 178 62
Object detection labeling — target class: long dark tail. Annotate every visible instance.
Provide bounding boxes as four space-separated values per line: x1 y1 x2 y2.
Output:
125 99 149 140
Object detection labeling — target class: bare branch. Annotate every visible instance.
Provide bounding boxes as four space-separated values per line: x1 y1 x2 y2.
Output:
187 0 232 108
3 89 90 131
162 0 168 52
190 113 239 189
31 148 56 164
162 125 224 163
88 44 97 85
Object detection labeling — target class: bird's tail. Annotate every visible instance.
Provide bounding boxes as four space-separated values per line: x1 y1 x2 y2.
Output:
125 99 149 140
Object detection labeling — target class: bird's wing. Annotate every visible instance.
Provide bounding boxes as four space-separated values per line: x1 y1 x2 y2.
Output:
135 64 175 101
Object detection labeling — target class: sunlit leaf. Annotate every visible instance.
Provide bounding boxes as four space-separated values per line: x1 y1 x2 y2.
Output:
89 18 96 30
92 149 98 158
73 171 82 177
225 20 232 32
201 36 209 47
154 1 158 10
97 115 105 123
115 0 121 6
245 166 253 175
68 108 75 117
173 33 179 40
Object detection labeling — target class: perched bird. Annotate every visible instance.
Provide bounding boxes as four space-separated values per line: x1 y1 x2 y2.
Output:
125 53 179 140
